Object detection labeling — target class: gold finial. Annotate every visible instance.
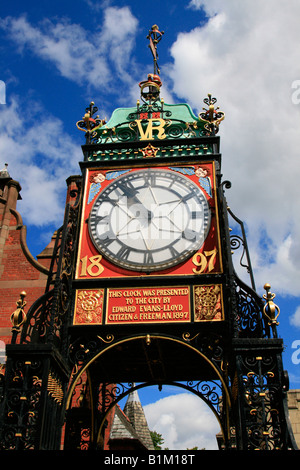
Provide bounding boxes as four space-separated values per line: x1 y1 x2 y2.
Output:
76 102 106 143
11 291 27 343
198 93 225 135
263 283 280 329
147 25 164 75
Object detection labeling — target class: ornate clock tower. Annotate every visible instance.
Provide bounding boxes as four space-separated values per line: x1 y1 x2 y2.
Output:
0 26 297 451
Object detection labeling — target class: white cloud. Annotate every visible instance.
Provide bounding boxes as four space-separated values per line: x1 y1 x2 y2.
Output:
0 15 108 87
101 6 138 77
0 6 138 94
168 0 300 296
144 393 220 450
0 6 141 228
290 306 300 329
0 97 82 226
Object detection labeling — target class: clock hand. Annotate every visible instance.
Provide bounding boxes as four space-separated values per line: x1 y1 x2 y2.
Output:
118 182 144 205
121 226 154 251
118 182 153 223
116 215 136 235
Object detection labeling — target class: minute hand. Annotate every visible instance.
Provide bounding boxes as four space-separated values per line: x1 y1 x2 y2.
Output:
118 182 152 221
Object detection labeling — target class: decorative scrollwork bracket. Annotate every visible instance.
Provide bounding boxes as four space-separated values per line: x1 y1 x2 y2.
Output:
76 101 106 144
199 94 225 136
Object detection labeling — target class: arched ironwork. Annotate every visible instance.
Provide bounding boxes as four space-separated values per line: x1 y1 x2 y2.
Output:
64 334 232 449
95 380 228 449
65 335 231 408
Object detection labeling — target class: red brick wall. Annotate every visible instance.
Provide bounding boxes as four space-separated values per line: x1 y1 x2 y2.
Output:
0 178 51 345
0 175 81 346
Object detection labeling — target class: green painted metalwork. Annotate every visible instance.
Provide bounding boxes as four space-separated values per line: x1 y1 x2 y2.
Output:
90 101 208 148
87 142 214 162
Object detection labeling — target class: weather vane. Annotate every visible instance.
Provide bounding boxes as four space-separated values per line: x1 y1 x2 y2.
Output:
147 25 164 75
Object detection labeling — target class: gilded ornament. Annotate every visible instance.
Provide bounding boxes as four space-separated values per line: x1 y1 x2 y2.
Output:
182 331 201 342
47 372 63 405
139 143 159 158
263 283 280 327
74 289 104 325
198 94 225 135
76 101 106 144
194 285 222 321
97 334 114 344
10 291 27 343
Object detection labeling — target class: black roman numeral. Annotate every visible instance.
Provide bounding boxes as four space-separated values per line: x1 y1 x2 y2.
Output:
169 246 179 257
94 214 109 224
118 181 137 198
117 246 131 260
99 230 115 244
143 172 156 187
144 251 154 264
181 193 194 203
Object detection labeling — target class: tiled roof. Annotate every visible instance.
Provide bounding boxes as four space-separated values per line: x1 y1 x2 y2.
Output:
123 388 154 450
109 405 143 442
109 387 154 450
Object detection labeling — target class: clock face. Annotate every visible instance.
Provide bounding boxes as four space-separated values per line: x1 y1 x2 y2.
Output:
88 168 211 272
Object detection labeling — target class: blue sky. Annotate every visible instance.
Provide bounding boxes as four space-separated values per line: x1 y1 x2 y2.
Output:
1 0 300 449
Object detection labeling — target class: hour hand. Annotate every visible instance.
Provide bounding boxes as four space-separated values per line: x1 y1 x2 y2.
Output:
117 182 141 204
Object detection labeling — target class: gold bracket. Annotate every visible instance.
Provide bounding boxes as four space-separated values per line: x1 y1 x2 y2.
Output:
10 291 27 343
263 283 280 326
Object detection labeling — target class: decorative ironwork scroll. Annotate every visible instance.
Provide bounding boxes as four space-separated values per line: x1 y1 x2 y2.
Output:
76 102 106 145
0 358 43 450
227 206 256 291
237 353 294 450
199 94 225 136
234 277 269 338
88 117 210 146
20 179 82 354
94 380 225 448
